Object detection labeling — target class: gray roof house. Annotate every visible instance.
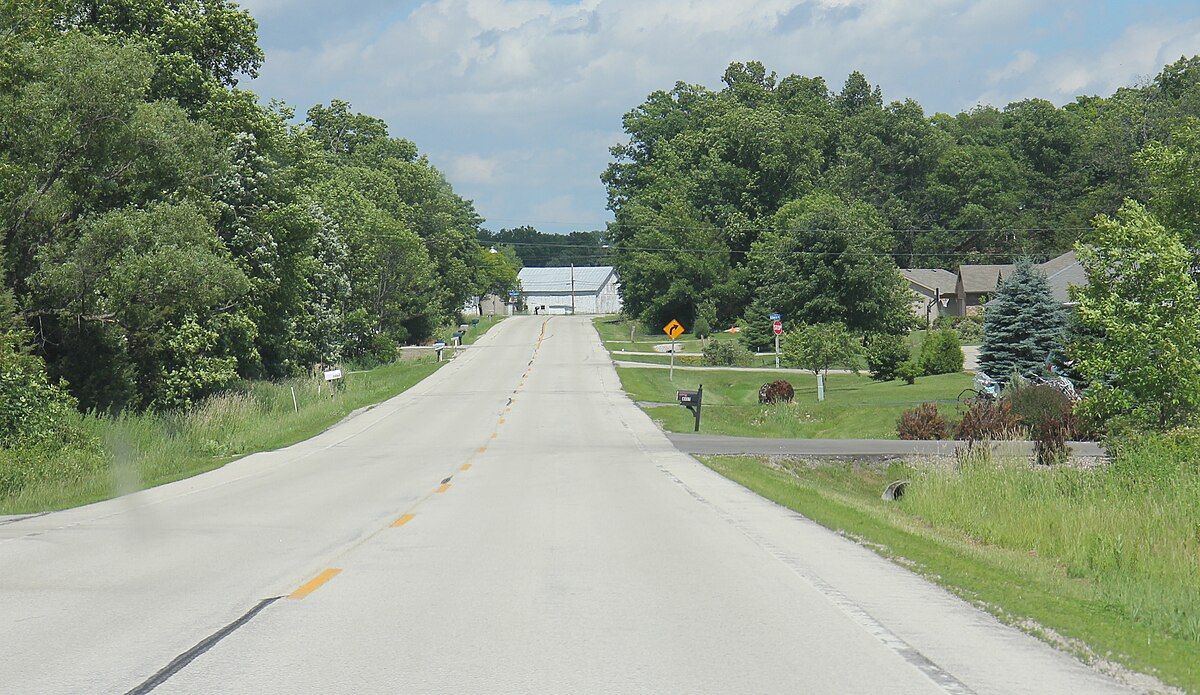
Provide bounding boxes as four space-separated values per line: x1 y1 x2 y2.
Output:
958 251 1086 315
899 268 959 323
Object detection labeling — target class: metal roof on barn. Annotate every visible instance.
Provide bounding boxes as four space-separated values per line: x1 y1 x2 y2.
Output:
517 266 616 293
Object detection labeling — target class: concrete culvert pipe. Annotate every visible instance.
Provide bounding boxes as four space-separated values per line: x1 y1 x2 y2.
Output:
882 480 909 501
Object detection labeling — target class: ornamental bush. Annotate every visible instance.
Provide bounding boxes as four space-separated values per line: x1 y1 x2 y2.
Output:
919 329 963 375
897 403 950 440
865 332 910 381
702 339 752 367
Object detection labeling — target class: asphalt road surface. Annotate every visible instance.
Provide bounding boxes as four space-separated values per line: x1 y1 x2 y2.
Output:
0 316 1133 694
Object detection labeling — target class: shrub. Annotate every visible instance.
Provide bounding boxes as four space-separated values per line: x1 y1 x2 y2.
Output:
920 329 963 375
1005 383 1071 428
896 360 922 385
936 315 984 343
865 333 911 381
0 320 83 449
702 339 752 367
1031 413 1072 465
898 403 950 440
692 316 712 340
954 399 1021 442
758 380 794 404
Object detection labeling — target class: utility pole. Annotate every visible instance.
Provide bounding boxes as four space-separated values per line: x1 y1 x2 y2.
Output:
570 262 575 315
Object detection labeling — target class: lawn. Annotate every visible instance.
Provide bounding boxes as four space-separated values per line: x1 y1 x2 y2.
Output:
618 367 972 438
0 318 514 514
702 447 1200 693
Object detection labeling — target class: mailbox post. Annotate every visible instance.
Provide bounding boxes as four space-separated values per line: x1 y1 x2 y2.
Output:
677 384 703 432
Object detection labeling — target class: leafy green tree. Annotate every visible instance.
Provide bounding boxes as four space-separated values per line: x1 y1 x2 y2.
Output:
919 330 963 375
1072 201 1200 430
0 288 79 447
60 0 263 111
744 191 911 350
782 322 861 378
865 332 911 381
978 259 1065 379
29 202 251 410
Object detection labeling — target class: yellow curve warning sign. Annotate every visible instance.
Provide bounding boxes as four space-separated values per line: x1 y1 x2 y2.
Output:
663 319 685 340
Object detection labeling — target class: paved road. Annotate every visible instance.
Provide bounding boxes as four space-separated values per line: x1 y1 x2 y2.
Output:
669 433 1107 459
0 317 1132 694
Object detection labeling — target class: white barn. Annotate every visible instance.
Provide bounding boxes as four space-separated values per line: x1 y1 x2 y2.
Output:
517 266 622 315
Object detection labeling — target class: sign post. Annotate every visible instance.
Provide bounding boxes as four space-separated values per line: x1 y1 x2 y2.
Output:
663 319 685 381
323 368 343 398
770 313 783 368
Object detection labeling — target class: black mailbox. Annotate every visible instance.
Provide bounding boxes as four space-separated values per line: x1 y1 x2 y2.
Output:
453 330 465 339
470 318 480 325
677 384 703 432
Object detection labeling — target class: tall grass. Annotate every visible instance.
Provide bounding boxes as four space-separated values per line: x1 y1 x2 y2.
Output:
0 359 441 514
904 432 1200 644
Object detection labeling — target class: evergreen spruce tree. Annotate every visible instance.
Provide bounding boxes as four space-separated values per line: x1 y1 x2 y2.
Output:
978 259 1065 379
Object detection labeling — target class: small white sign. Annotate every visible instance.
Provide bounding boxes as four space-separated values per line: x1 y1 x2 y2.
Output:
323 369 343 381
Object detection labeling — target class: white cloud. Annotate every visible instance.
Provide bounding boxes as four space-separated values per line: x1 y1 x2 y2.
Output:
446 153 504 185
987 50 1038 85
246 1 1200 231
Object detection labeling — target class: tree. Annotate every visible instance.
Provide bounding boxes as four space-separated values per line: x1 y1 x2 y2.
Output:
744 191 911 350
1072 201 1200 430
29 202 251 410
919 330 963 375
978 259 1065 379
781 322 861 378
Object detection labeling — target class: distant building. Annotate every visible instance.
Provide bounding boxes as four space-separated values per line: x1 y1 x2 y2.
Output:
516 266 622 315
902 252 1086 319
899 268 958 325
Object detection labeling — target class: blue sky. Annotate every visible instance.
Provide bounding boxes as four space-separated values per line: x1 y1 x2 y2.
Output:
235 1 1200 234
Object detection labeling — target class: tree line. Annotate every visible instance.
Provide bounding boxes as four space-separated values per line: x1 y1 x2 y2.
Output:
604 58 1200 350
0 1 518 416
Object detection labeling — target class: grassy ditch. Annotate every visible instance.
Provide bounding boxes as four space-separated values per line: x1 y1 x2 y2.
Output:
619 366 971 438
702 440 1200 692
0 359 443 514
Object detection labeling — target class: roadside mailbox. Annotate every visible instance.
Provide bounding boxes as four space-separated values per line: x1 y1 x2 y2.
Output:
433 341 447 361
677 384 703 432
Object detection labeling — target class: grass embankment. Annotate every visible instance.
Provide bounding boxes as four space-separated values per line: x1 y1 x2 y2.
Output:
618 366 971 438
0 360 442 514
0 317 505 514
703 439 1200 692
461 315 505 344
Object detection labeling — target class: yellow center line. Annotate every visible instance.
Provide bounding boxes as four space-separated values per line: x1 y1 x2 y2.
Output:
289 568 342 599
498 418 505 425
436 483 451 493
490 433 497 439
478 446 487 453
391 513 415 528
461 463 472 471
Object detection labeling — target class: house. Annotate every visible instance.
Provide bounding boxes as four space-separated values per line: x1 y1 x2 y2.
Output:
956 251 1086 316
955 264 1015 316
903 251 1086 319
899 268 959 325
516 265 622 315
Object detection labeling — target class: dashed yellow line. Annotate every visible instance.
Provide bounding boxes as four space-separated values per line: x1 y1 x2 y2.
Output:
436 483 451 493
289 569 341 599
391 513 415 528
460 463 472 471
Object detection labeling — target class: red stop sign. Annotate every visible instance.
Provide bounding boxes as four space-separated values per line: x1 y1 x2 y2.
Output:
772 320 783 335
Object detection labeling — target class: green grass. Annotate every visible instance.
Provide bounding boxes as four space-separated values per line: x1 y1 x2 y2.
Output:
618 366 971 438
701 443 1200 693
0 359 443 514
462 315 506 344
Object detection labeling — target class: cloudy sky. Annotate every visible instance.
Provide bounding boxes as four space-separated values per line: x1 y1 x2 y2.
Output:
235 0 1200 233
